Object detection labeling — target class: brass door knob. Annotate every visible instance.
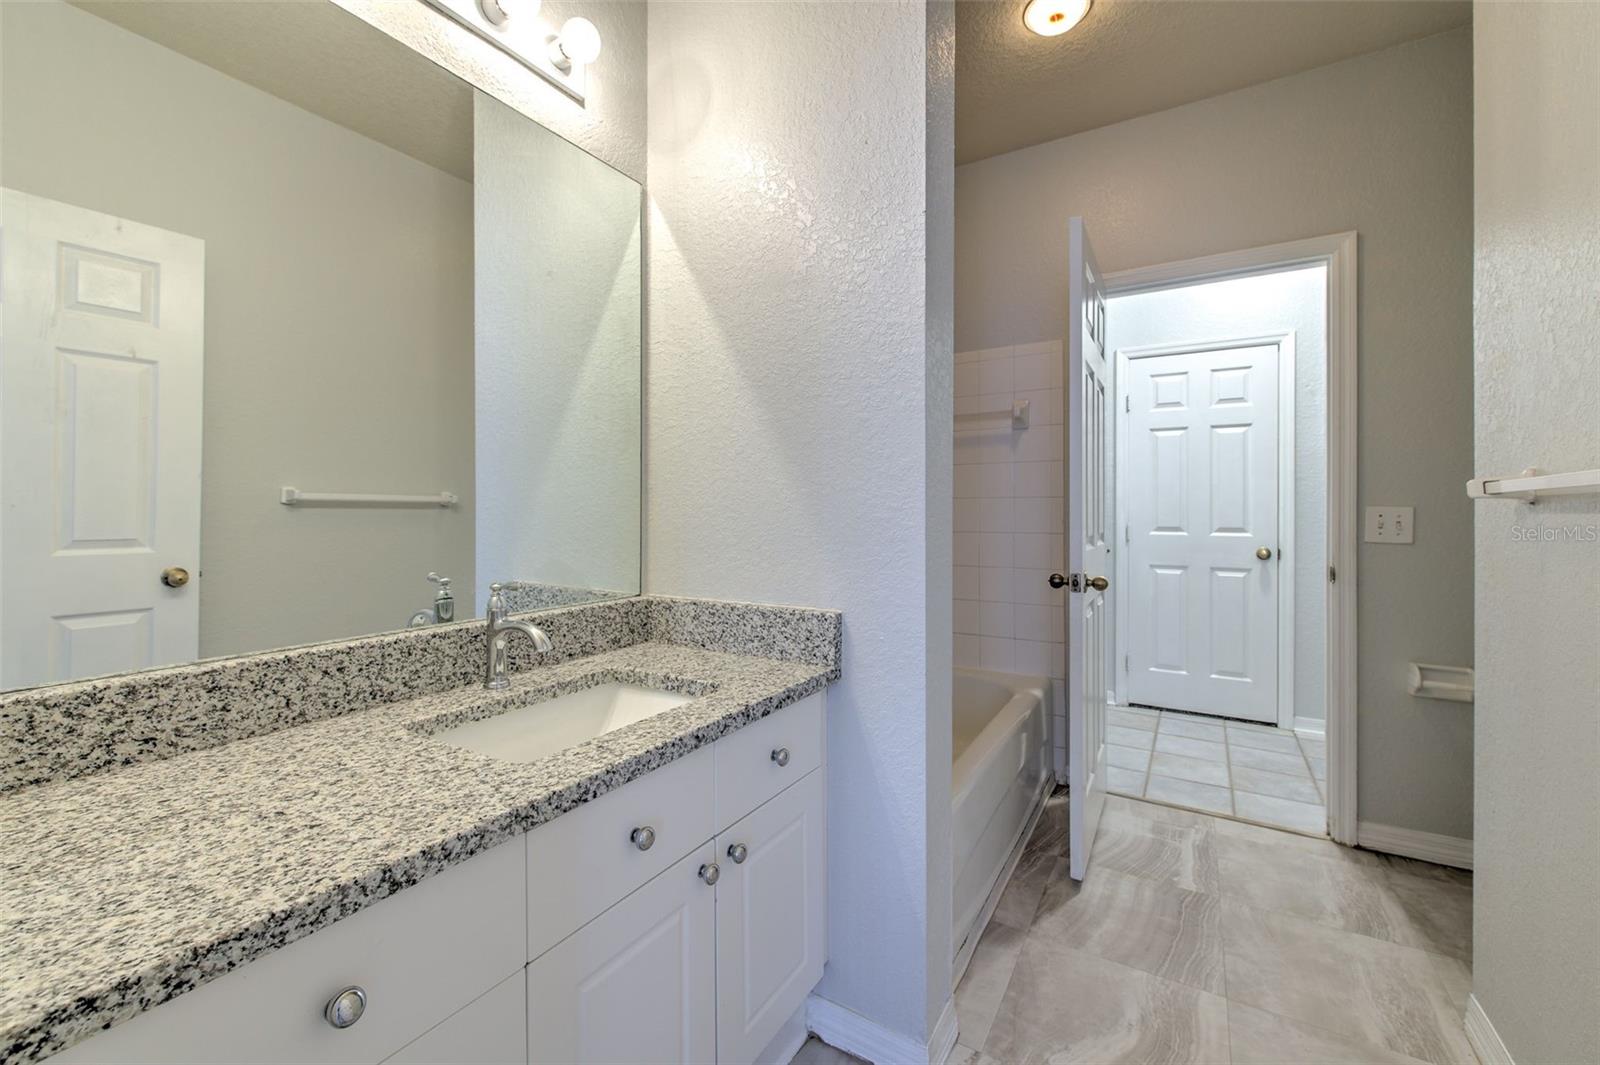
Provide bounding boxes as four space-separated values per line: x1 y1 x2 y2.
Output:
1088 575 1109 592
161 567 191 588
1256 547 1272 561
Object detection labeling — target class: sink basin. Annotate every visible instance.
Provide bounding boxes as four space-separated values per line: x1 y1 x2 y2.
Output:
435 683 694 763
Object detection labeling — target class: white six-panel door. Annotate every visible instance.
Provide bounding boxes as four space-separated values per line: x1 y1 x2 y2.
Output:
0 188 204 689
1065 217 1111 882
1123 342 1281 722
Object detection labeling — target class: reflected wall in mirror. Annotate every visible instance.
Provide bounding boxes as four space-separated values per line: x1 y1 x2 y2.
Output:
0 0 641 691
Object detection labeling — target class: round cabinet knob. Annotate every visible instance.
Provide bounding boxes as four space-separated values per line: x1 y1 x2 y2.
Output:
1256 546 1273 561
324 986 367 1029
630 826 656 851
1048 572 1067 589
161 567 191 588
698 862 721 886
727 843 748 864
1088 575 1109 592
770 747 791 768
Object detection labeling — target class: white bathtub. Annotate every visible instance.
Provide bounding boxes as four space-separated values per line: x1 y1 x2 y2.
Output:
952 667 1050 954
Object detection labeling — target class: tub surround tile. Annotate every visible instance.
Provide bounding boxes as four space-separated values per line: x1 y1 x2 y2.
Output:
0 596 840 796
0 600 840 1065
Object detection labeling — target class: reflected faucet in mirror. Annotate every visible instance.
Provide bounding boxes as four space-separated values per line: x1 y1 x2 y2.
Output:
408 573 457 628
483 583 553 689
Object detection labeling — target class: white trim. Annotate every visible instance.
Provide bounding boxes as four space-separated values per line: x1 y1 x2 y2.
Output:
1465 994 1516 1065
953 773 1050 984
1107 231 1359 845
1293 716 1325 738
1357 821 1473 870
1112 332 1296 729
806 994 959 1065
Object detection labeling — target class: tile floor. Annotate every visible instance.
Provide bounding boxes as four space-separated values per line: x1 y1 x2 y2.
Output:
1105 706 1327 835
793 789 1474 1065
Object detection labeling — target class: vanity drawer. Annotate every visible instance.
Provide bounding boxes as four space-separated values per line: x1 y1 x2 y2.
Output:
526 743 714 960
49 837 525 1065
714 693 824 832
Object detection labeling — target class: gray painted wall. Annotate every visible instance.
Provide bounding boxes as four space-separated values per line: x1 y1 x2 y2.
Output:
645 1 954 1045
2 0 475 658
1471 3 1600 1062
955 29 1475 840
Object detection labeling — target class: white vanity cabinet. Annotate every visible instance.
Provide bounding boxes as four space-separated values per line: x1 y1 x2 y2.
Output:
45 693 826 1065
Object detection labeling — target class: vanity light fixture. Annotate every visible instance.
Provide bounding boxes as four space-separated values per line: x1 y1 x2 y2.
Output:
548 16 602 71
477 0 537 27
1023 0 1092 37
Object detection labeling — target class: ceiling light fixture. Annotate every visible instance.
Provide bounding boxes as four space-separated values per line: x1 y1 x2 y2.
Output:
548 16 602 71
1022 0 1091 37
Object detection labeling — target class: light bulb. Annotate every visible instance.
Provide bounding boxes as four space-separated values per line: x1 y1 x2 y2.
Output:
478 0 538 27
1022 0 1091 37
555 16 602 66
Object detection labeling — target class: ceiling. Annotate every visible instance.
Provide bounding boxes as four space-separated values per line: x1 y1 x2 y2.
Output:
72 1 475 180
956 0 1471 164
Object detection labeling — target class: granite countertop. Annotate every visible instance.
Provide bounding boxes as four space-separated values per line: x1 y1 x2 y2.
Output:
0 641 835 1065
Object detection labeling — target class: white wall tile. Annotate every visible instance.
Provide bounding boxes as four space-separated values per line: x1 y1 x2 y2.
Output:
1013 638 1053 677
954 634 982 670
1016 388 1063 425
1015 532 1064 570
1013 423 1065 464
977 566 1012 602
1013 497 1063 535
1014 568 1065 606
979 636 1016 672
978 600 1013 638
953 531 980 566
1013 349 1062 391
977 532 1014 568
1013 603 1062 643
1014 461 1063 498
953 598 981 636
955 391 1014 417
954 498 982 533
976 498 1014 533
954 462 1013 499
954 565 982 600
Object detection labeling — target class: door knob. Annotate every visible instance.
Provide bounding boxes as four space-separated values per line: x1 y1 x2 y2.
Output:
1256 547 1273 561
1087 576 1109 592
161 567 190 588
1048 573 1067 588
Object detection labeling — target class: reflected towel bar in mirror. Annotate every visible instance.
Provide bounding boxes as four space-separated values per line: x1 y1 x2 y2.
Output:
954 398 1030 431
279 487 459 508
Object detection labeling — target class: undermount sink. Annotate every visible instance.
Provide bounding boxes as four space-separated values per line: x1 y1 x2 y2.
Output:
435 683 694 764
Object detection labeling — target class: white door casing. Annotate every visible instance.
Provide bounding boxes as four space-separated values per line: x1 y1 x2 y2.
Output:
1120 338 1285 724
0 188 204 689
1065 217 1110 882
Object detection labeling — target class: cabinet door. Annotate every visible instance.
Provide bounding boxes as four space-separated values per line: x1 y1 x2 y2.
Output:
385 970 525 1064
526 843 716 1065
715 771 826 1065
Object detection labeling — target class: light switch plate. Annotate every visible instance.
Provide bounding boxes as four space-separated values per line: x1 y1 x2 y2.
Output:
1365 506 1415 544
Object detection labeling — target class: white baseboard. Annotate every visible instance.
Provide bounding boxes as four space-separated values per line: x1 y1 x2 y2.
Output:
1465 994 1515 1065
807 994 959 1065
1356 821 1473 870
758 1003 810 1065
1293 716 1325 738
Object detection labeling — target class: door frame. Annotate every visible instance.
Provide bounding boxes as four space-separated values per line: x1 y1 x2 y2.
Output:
1113 332 1297 731
1104 231 1358 845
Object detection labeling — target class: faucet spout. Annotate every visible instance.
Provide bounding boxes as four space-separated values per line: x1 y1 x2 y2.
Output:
482 583 554 689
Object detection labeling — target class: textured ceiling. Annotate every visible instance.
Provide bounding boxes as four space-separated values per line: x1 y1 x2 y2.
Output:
72 1 474 179
956 0 1471 164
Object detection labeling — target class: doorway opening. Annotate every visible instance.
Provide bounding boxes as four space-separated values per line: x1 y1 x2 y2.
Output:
1095 236 1356 840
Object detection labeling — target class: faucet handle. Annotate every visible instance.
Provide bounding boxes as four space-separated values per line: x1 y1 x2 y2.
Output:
428 572 451 591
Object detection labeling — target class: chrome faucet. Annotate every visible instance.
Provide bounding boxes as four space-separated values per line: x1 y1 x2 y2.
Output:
483 582 552 690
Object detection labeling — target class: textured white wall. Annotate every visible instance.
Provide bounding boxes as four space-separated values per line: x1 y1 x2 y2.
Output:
1471 4 1600 1062
1109 268 1328 726
955 29 1475 840
646 0 954 1044
474 92 641 608
1 1 475 657
333 0 647 182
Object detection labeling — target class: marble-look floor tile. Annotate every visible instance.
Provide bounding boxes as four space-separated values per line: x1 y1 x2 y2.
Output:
1093 802 1221 895
1108 744 1152 771
1227 1001 1430 1064
1217 834 1417 945
1384 869 1473 961
955 920 1028 1052
1154 733 1228 762
1230 765 1322 804
1105 765 1146 795
1145 774 1233 816
984 938 1230 1065
1427 952 1473 1015
1108 707 1157 732
1108 724 1155 750
1150 752 1230 787
1298 735 1327 758
1225 726 1302 754
1233 791 1326 835
1220 901 1476 1064
789 1036 866 1064
948 1043 1002 1065
1032 862 1225 993
1157 714 1225 742
1227 744 1309 776
1213 814 1375 866
1308 753 1327 780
